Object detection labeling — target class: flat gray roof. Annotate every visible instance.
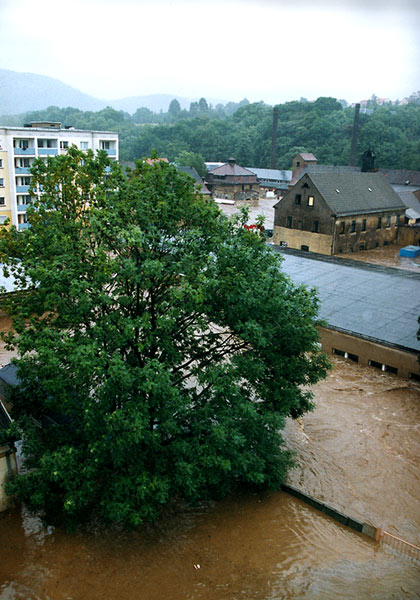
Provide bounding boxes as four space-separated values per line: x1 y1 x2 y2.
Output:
273 247 420 353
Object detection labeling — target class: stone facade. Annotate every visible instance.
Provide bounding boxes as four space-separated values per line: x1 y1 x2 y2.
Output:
205 158 259 201
274 172 406 255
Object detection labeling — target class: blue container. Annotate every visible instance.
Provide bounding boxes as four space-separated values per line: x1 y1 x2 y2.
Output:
400 245 420 258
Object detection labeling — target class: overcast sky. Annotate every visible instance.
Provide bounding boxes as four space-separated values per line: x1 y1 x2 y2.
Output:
1 0 419 104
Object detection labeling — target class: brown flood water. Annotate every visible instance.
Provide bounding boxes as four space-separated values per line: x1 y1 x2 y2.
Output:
1 348 420 598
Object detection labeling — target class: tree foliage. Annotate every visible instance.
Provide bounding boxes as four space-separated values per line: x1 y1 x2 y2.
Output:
0 150 330 527
2 97 419 169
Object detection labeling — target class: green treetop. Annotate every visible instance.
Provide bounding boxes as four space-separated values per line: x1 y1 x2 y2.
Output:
0 148 329 528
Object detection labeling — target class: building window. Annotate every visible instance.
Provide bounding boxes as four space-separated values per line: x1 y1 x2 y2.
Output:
362 219 366 231
295 194 301 205
287 216 293 228
100 140 110 150
0 159 3 168
18 195 32 206
339 221 345 234
60 141 69 149
0 197 5 206
296 161 300 167
307 195 314 206
80 141 89 150
301 245 309 251
14 139 29 150
0 178 4 187
312 220 319 233
386 215 391 228
16 176 31 186
37 139 57 148
0 215 7 225
351 220 356 233
377 217 382 229
396 214 400 226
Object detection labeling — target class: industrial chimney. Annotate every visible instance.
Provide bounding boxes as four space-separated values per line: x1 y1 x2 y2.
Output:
349 103 360 167
270 107 279 169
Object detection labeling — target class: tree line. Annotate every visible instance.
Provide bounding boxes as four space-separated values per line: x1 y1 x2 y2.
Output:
2 94 420 171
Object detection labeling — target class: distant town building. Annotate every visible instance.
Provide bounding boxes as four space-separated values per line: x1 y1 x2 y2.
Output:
205 158 259 201
176 165 211 195
245 167 292 195
274 171 406 255
0 122 119 230
291 152 318 181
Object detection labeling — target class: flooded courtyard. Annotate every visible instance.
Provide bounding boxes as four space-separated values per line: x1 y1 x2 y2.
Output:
1 355 419 599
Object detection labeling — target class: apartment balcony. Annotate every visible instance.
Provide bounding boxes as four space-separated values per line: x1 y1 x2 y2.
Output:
16 185 30 193
18 222 30 231
15 167 31 175
101 148 116 156
14 147 35 155
37 148 58 156
17 204 31 212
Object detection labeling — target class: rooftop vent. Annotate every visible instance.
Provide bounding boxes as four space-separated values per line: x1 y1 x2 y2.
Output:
335 189 340 193
368 187 372 192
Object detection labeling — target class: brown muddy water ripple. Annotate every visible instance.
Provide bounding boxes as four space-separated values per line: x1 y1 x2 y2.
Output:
1 357 420 599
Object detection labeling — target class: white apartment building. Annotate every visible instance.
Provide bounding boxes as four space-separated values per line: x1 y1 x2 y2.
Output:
0 122 119 230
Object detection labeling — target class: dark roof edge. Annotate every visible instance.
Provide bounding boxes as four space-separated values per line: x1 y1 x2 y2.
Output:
320 324 420 356
270 245 420 280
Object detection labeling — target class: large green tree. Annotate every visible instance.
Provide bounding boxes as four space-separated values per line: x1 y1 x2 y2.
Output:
1 148 329 528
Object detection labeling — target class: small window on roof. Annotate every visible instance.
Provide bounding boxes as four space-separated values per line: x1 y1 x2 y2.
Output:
368 187 372 192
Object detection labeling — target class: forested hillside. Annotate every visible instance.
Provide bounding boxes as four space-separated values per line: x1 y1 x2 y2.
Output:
2 95 420 170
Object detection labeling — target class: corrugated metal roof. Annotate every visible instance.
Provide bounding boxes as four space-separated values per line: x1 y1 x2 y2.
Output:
245 168 292 182
391 185 420 211
306 172 406 216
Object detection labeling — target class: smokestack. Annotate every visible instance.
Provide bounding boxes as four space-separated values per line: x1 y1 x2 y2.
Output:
349 103 360 166
270 107 279 169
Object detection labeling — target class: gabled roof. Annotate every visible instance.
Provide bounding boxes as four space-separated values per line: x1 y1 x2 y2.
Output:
298 153 317 162
209 162 256 177
177 166 211 194
299 172 405 216
291 164 360 186
380 168 420 187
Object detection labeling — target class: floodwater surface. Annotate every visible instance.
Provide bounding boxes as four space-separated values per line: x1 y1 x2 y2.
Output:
1 355 420 599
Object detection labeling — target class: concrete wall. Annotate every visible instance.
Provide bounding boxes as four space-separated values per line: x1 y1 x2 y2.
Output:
212 183 259 201
0 444 17 511
273 226 333 254
319 327 420 380
397 225 420 247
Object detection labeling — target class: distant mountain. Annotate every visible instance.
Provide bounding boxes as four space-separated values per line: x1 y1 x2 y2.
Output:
0 69 105 114
0 69 226 116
